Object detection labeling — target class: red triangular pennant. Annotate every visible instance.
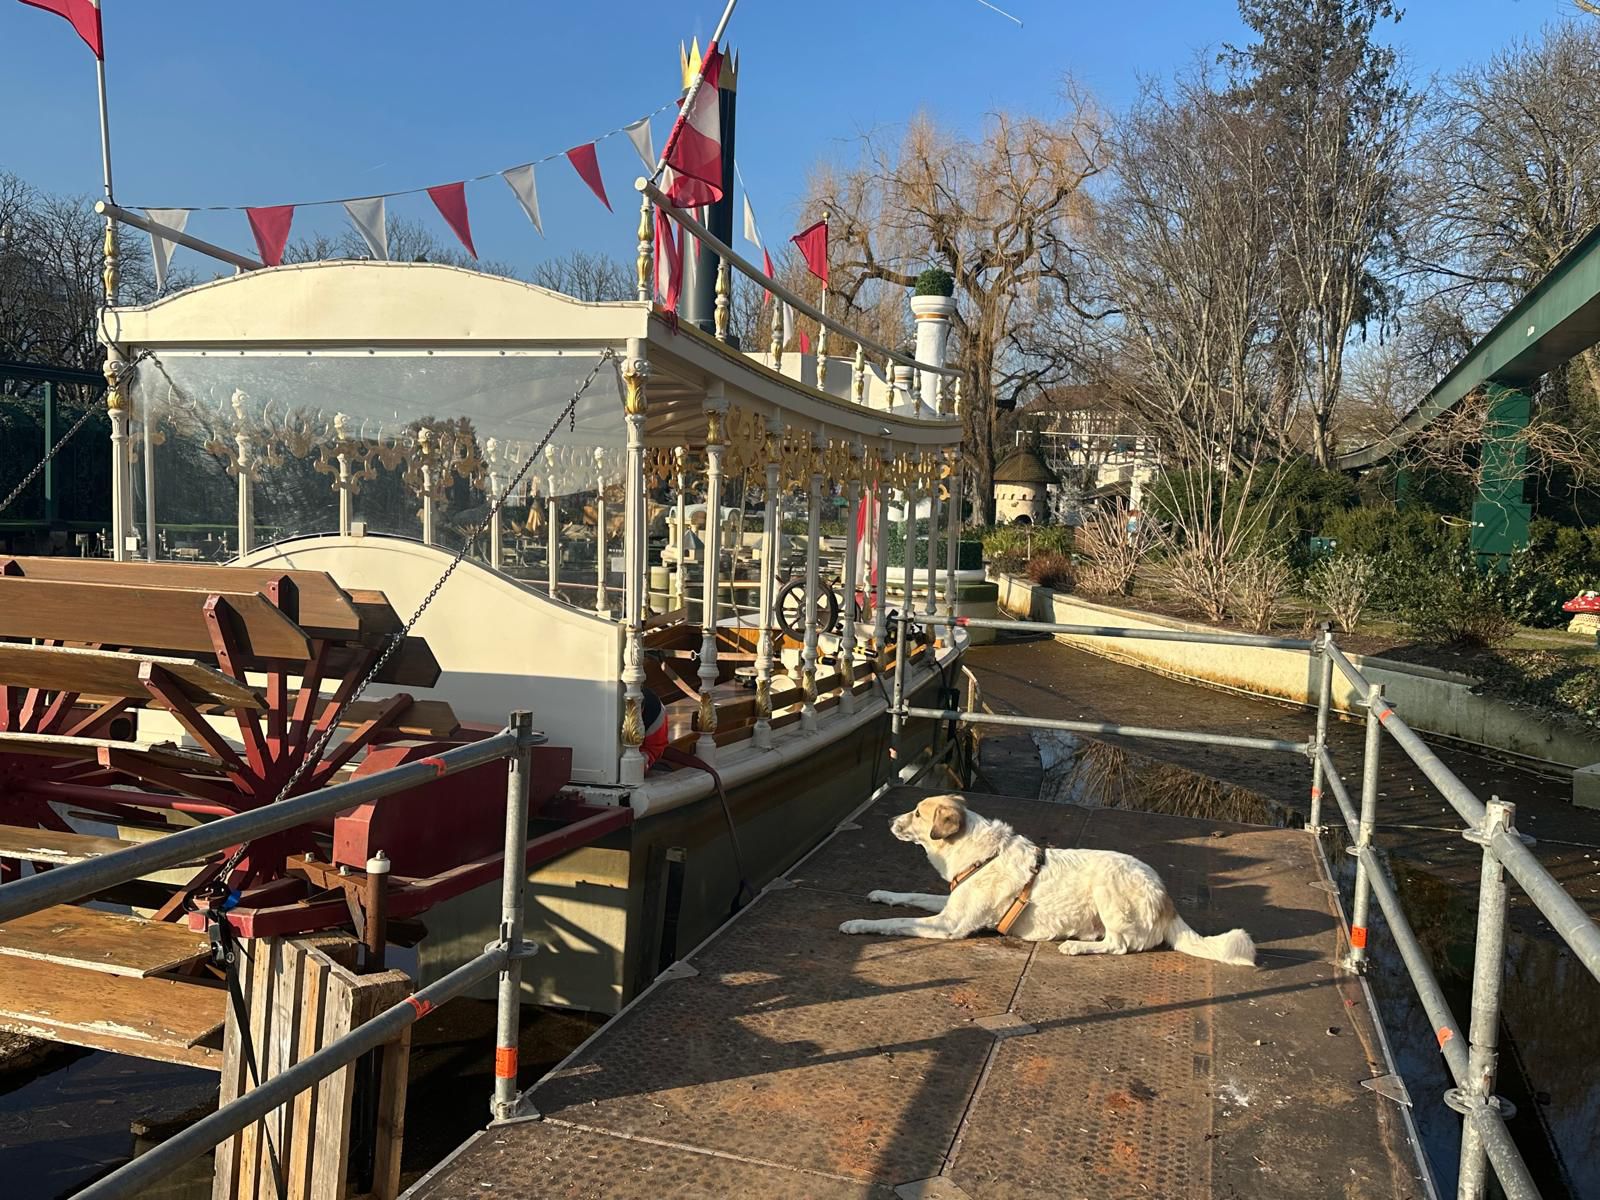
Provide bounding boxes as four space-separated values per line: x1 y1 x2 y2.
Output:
245 205 295 267
653 204 683 311
798 328 812 354
565 144 612 212
761 247 775 307
18 0 102 57
427 182 477 259
791 220 828 285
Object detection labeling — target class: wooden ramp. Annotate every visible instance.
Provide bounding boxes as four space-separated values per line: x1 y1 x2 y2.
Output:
408 788 1426 1200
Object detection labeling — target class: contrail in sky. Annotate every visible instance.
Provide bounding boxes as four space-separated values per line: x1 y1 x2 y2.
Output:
973 0 1024 25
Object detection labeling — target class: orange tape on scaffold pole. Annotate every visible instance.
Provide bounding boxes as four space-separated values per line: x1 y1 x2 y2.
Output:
1350 925 1368 949
419 756 449 778
1436 1026 1454 1048
407 995 435 1019
495 1046 518 1080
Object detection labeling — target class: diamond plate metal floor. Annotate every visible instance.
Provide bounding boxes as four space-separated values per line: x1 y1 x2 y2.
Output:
407 787 1427 1200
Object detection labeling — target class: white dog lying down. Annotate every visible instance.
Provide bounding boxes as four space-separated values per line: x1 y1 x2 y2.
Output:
838 794 1256 966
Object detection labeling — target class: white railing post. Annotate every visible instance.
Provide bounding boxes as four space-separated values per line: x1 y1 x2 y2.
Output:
872 471 891 651
697 389 727 761
944 452 961 621
636 191 653 304
673 446 689 612
754 416 783 749
1347 682 1384 972
594 447 609 619
924 457 940 620
900 470 917 616
619 344 650 785
801 430 824 732
838 441 863 715
544 447 559 600
235 391 256 556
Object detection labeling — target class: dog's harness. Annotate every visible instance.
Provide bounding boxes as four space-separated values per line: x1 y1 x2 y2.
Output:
948 845 1049 936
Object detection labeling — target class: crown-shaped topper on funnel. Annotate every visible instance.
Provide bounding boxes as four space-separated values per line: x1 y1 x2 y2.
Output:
681 37 739 91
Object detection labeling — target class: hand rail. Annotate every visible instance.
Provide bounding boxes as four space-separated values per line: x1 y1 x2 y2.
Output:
0 728 525 925
637 178 960 380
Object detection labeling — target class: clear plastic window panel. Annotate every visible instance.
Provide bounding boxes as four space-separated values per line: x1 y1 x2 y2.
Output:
126 348 627 600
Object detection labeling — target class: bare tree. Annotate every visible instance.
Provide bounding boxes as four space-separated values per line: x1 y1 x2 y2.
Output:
529 248 632 301
1226 0 1414 466
809 96 1106 521
285 215 521 279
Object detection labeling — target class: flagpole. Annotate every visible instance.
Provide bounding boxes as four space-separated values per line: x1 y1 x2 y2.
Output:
95 42 113 204
650 0 740 183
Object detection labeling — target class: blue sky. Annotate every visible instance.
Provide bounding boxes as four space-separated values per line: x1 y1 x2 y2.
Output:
0 0 1572 278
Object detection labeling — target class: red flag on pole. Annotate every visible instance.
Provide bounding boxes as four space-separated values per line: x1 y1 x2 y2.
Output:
427 182 477 258
791 220 828 285
653 204 683 311
660 45 724 208
798 328 811 355
761 247 775 307
245 205 295 267
565 144 612 212
17 0 102 57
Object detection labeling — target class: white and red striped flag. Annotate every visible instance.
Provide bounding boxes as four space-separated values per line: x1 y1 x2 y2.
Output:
660 45 725 208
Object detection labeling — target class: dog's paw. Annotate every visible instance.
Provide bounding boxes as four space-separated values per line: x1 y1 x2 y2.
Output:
838 919 874 935
866 890 898 905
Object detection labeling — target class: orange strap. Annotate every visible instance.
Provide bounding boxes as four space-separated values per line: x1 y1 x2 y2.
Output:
995 848 1048 936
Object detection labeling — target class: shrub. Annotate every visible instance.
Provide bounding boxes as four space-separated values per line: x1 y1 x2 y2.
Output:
979 524 1073 576
1229 550 1293 633
1074 500 1154 596
1393 547 1518 648
1306 554 1377 632
913 267 955 297
1163 544 1231 622
1026 551 1075 591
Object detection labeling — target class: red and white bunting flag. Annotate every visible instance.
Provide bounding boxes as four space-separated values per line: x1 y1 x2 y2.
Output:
761 246 775 308
660 45 724 209
343 196 387 260
653 204 683 311
623 116 655 172
142 209 189 292
565 143 612 212
427 182 477 258
782 301 794 348
791 220 828 285
245 205 295 267
17 0 102 57
798 327 811 355
742 194 761 247
502 164 543 237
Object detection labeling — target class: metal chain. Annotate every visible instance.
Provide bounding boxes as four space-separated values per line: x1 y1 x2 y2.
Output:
207 347 619 888
0 351 152 520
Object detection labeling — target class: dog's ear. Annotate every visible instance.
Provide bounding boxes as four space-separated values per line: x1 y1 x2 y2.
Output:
928 798 966 841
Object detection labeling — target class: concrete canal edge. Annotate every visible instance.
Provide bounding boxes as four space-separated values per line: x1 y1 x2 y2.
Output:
991 572 1600 797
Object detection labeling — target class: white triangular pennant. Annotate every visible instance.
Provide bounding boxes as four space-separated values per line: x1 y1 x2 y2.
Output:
144 209 190 292
343 196 387 260
623 116 655 171
502 164 543 237
782 302 794 348
743 194 761 247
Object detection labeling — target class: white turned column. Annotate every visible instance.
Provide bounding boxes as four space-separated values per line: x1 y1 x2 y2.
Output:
594 447 610 619
838 444 863 716
673 446 689 611
544 446 559 599
800 431 824 732
338 453 352 536
714 256 731 342
142 404 156 562
852 344 865 406
418 426 436 547
636 191 653 303
484 436 502 570
753 416 783 750
697 393 727 761
103 239 131 562
911 294 956 411
234 390 254 557
871 473 890 651
770 301 783 371
945 459 961 619
900 476 916 614
924 460 940 619
619 345 649 784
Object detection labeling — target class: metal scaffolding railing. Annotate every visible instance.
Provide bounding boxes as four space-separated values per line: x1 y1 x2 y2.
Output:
890 610 1600 1200
0 713 549 1200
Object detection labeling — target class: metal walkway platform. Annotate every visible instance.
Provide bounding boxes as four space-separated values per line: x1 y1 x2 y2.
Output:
407 787 1426 1199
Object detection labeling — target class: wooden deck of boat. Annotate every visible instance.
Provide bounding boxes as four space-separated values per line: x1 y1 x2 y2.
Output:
406 786 1426 1200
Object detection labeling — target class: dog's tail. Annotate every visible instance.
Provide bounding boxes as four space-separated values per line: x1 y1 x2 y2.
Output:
1165 913 1256 966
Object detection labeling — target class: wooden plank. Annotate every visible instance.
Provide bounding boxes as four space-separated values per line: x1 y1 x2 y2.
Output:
372 1026 412 1200
0 643 263 710
285 952 331 1200
0 904 211 977
0 578 311 662
0 824 143 864
345 589 404 638
308 956 361 1200
0 558 362 640
339 698 459 740
0 731 229 775
0 956 225 1056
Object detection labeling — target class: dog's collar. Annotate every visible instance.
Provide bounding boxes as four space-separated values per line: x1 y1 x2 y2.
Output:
948 854 998 891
